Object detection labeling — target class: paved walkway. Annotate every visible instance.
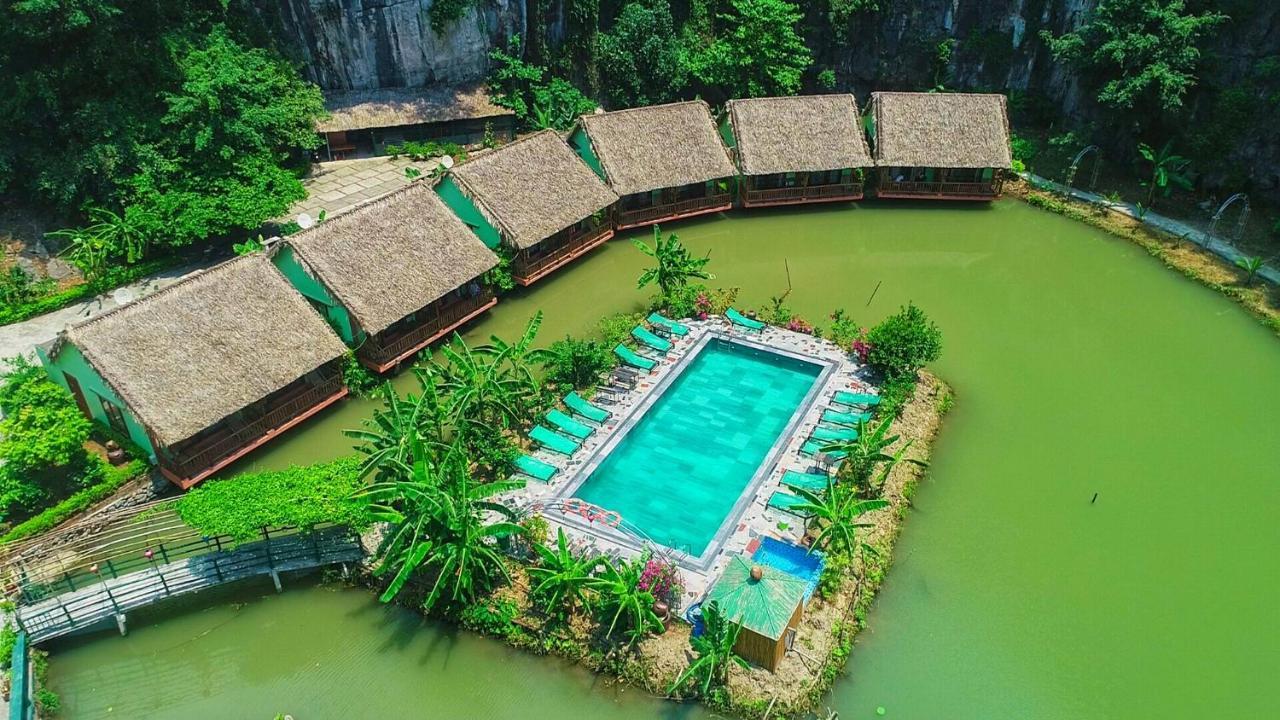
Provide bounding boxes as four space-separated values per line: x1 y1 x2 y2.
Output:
1025 173 1280 284
287 156 440 221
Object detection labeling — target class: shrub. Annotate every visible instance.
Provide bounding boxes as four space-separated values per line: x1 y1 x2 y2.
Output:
637 555 684 606
543 336 614 390
459 598 520 638
876 375 918 419
866 303 943 380
818 551 852 599
175 456 370 540
653 283 739 320
341 352 380 397
0 459 147 544
597 311 645 348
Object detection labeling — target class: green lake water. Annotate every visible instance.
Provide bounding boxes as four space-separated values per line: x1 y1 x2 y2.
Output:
46 200 1280 718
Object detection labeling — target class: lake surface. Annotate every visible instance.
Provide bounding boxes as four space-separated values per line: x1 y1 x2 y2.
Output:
47 200 1280 718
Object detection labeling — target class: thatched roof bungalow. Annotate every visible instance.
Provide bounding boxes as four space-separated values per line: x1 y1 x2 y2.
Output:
723 95 873 207
704 556 808 672
868 92 1012 200
317 84 515 160
273 182 499 372
436 130 618 286
37 255 350 489
569 101 736 229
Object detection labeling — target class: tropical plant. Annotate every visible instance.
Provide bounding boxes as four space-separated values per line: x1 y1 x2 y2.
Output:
528 528 606 618
432 313 551 437
231 234 266 256
598 0 688 108
685 0 813 99
635 226 713 296
1137 140 1193 207
866 303 943 381
488 38 596 131
1235 256 1265 286
0 265 52 306
791 476 888 558
668 600 747 698
594 555 663 644
345 374 449 474
823 421 924 498
543 336 614 390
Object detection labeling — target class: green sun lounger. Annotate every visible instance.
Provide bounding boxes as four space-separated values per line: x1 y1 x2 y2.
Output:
546 408 594 440
801 440 847 459
833 391 881 408
726 308 765 332
782 470 832 492
564 391 609 423
822 409 871 426
615 344 657 371
514 455 559 482
768 491 811 516
531 425 581 455
811 425 857 442
631 326 672 353
647 312 689 336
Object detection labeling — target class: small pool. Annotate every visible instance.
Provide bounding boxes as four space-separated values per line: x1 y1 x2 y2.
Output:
575 338 823 556
753 536 825 601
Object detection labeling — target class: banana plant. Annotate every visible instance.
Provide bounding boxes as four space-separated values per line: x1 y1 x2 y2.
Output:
1138 140 1193 208
792 474 888 558
634 226 713 296
595 555 663 644
528 528 607 618
668 600 748 698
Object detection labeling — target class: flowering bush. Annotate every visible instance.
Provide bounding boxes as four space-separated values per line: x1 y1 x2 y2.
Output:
637 555 684 604
786 316 814 334
850 331 873 363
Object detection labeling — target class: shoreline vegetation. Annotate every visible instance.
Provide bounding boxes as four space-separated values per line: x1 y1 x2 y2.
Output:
1008 179 1280 335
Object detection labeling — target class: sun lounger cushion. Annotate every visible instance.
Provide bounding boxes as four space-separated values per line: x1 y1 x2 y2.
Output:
782 470 831 492
614 344 657 371
822 409 871 426
514 455 558 482
564 392 609 423
833 391 880 407
726 308 765 331
647 312 690 336
531 425 581 455
631 326 672 353
546 408 594 439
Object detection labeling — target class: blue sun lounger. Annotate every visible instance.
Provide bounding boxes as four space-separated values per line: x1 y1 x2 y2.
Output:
801 440 848 459
726 308 765 332
768 491 811 516
631 326 672 353
531 425 581 455
513 455 558 482
647 312 689 336
782 470 832 492
822 409 871 426
811 425 857 443
833 391 881 408
546 409 594 439
564 391 609 423
615 344 657 371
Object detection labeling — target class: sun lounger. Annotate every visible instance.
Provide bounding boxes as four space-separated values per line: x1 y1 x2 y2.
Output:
767 491 811 516
513 455 558 482
631 326 672 353
564 392 610 423
615 344 657 371
648 312 690 336
531 425 581 455
546 409 594 440
833 391 881 408
822 409 871 426
726 308 765 332
811 425 857 442
781 470 832 492
801 440 847 459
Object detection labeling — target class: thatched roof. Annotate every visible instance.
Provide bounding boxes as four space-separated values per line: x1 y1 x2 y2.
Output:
577 101 736 196
60 255 347 448
449 130 618 250
726 95 872 176
317 84 512 133
706 556 807 640
870 92 1012 169
282 182 498 334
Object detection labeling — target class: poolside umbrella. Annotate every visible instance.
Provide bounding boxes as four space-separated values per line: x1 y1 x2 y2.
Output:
704 555 808 671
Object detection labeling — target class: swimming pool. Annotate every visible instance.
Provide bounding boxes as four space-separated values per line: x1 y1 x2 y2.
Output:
573 337 824 558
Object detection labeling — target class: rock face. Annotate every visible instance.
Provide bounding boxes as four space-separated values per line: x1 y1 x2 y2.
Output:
270 0 526 91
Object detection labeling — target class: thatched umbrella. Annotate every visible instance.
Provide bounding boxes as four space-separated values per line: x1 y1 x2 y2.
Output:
704 555 808 671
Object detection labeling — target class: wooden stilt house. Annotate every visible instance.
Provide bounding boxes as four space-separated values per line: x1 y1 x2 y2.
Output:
272 182 499 373
569 101 737 230
37 255 350 489
722 95 873 207
868 92 1012 200
435 130 618 286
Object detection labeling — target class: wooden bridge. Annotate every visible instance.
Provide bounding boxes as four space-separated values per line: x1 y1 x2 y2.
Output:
1 499 365 645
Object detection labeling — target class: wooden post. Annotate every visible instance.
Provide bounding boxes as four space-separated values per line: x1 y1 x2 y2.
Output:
270 569 283 593
115 613 127 636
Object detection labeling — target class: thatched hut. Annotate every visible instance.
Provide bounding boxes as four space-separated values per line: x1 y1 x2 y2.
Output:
37 255 350 489
273 182 499 372
704 556 808 672
723 95 873 207
436 130 618 286
316 84 515 160
868 92 1012 200
569 101 736 229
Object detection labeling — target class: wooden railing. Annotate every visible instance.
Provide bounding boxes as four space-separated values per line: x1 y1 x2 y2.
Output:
511 222 613 283
616 193 733 228
878 178 1002 198
158 368 345 483
744 182 863 205
360 289 495 367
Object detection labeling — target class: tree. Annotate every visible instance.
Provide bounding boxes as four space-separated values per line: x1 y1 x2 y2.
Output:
668 600 748 698
433 313 550 436
345 377 447 475
686 0 812 100
1137 140 1194 207
866 303 943 381
598 0 688 108
542 336 613 390
488 37 596 131
634 226 713 297
1041 0 1227 117
594 556 663 644
791 477 888 558
528 528 606 618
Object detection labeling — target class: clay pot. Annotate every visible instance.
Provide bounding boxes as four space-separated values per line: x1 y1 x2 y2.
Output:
106 440 126 466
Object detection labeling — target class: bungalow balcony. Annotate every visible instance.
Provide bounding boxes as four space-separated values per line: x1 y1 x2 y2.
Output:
357 287 497 372
511 220 615 286
615 185 734 230
157 364 348 489
741 171 864 208
876 169 1004 201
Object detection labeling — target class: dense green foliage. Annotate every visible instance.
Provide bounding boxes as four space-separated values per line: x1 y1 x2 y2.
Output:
0 459 146 545
542 336 614 390
634 226 714 296
488 38 598 130
791 477 888 558
598 0 688 107
685 0 813 100
866 303 943 381
669 600 748 700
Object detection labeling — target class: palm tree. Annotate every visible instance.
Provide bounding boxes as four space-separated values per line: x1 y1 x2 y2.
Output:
528 528 606 618
1138 140 1193 208
820 418 926 498
792 476 888 558
595 556 663 644
668 600 748 698
1235 255 1265 286
634 226 713 296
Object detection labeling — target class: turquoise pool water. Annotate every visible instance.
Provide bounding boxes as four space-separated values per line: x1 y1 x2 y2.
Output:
576 339 822 555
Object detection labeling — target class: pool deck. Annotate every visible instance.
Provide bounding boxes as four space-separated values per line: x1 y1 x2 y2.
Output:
504 316 880 607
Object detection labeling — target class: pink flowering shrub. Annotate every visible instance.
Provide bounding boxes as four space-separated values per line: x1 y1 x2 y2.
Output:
637 556 684 604
786 316 814 334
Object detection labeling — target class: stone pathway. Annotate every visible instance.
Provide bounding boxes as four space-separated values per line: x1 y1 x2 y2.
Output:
287 156 440 222
1025 173 1280 285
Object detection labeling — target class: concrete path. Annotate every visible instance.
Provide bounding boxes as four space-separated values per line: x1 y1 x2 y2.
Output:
287 155 440 222
1025 173 1280 284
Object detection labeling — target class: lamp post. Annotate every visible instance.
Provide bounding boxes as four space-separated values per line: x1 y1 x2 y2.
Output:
90 563 120 613
145 549 170 594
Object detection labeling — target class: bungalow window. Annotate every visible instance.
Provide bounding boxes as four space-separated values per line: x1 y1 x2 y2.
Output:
101 397 129 435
